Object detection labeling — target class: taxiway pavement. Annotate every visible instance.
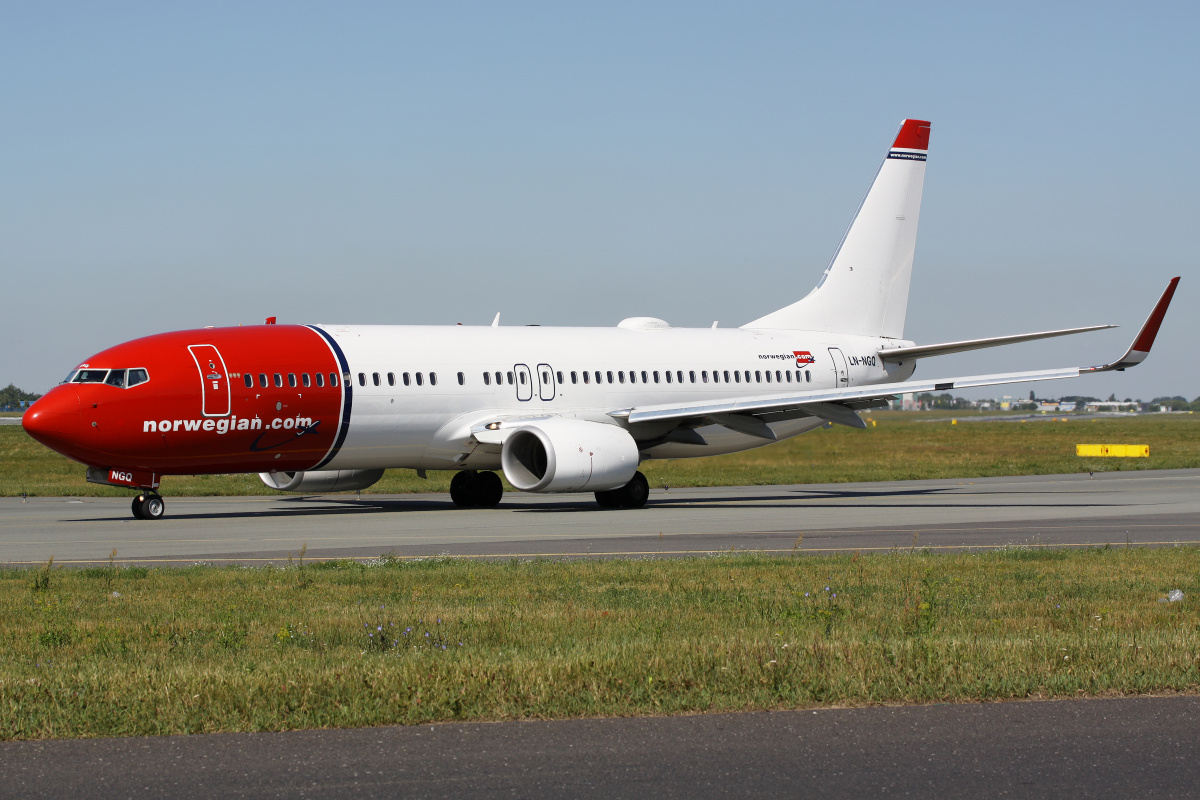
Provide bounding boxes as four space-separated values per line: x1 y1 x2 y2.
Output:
3 469 1199 565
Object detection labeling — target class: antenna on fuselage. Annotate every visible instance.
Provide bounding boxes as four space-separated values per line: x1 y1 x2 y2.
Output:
491 313 500 328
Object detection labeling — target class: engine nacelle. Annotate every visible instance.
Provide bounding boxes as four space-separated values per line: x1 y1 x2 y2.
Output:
259 468 386 493
501 419 639 493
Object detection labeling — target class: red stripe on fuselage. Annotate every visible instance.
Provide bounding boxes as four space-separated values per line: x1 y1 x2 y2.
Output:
23 325 343 475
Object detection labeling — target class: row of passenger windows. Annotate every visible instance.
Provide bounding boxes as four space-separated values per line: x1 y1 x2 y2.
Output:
352 368 815 388
244 372 340 389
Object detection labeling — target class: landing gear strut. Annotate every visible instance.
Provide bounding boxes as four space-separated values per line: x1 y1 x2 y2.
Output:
595 471 649 509
132 491 165 520
449 470 504 508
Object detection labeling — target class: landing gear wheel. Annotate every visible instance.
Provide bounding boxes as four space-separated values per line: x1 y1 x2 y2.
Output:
595 471 649 509
133 492 165 520
450 470 478 507
470 471 504 507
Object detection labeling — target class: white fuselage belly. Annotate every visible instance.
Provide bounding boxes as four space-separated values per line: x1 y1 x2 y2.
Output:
319 324 916 471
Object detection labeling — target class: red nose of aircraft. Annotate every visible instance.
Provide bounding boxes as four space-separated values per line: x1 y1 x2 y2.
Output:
22 387 82 456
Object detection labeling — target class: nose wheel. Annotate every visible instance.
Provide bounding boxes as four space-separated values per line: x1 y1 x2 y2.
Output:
132 492 165 520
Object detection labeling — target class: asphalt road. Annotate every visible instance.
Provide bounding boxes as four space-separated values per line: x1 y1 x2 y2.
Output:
2 469 1199 565
3 696 1198 799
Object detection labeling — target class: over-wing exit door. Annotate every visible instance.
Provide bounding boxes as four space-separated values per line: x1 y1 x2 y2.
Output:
188 344 231 417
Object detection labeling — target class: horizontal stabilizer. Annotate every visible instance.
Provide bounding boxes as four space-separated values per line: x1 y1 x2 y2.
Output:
878 324 1116 362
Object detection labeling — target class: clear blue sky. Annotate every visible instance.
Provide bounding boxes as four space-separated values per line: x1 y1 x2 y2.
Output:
3 1 1196 401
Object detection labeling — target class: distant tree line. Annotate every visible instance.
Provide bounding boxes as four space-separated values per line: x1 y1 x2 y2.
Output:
0 384 42 410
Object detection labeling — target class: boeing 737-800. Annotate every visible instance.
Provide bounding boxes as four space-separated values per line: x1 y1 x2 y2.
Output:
22 119 1179 519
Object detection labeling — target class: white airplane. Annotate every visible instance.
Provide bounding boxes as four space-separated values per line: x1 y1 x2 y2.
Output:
23 119 1179 519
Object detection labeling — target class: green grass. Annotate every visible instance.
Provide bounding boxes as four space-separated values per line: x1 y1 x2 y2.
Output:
4 413 1199 497
3 548 1198 740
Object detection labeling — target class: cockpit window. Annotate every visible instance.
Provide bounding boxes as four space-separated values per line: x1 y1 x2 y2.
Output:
72 369 109 383
127 369 149 387
105 370 127 388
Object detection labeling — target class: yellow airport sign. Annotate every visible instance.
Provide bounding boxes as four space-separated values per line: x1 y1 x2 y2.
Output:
1076 444 1149 457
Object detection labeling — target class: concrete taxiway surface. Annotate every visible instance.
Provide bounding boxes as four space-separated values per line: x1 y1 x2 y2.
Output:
3 469 1199 565
3 696 1198 799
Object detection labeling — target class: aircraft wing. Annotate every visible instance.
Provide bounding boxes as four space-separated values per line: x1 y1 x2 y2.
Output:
612 277 1180 437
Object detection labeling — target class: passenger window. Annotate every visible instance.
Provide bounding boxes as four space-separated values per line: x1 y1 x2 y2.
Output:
653 371 660 383
128 368 149 387
387 373 395 387
275 373 284 388
518 371 526 385
302 373 311 387
712 371 719 384
483 372 491 385
723 371 730 383
244 374 253 388
507 372 514 385
316 373 325 387
689 371 696 383
582 371 590 384
105 370 126 388
765 371 771 383
495 372 502 385
677 371 684 383
403 373 411 386
331 373 340 387
259 373 268 388
702 371 709 383
458 372 465 386
289 374 298 388
785 371 792 383
571 371 578 384
622 371 629 384
371 373 379 387
734 371 740 383
665 371 672 384
776 370 782 382
805 370 811 382
556 371 563 384
607 371 615 384
416 372 424 386
430 373 437 386
595 371 602 384
755 371 761 383
357 373 365 387
542 370 551 384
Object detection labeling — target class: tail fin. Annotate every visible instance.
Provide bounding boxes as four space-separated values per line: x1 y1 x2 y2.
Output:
742 119 930 338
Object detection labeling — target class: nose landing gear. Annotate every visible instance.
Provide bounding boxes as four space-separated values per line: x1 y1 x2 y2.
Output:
132 492 165 520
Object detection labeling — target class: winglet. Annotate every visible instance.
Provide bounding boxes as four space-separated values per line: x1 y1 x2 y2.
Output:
1084 277 1179 372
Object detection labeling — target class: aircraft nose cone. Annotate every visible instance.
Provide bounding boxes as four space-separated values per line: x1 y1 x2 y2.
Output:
22 389 81 449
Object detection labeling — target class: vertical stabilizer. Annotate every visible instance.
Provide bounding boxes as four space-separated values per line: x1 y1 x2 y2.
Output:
742 119 930 338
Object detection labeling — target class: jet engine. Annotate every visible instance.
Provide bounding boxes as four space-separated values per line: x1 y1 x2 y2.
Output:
501 419 639 493
259 469 386 493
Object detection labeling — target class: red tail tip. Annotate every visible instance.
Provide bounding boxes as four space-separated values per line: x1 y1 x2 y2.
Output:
893 119 931 150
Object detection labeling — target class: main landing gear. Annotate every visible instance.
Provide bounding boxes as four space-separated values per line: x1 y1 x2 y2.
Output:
449 470 504 508
132 491 165 520
595 471 649 509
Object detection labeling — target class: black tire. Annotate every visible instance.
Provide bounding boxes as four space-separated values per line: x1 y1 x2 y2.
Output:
450 470 477 507
618 471 649 509
470 471 504 507
131 495 146 520
594 488 623 508
141 494 165 520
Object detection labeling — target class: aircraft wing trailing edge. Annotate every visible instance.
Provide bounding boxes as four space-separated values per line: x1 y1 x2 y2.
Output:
877 324 1116 362
614 278 1180 432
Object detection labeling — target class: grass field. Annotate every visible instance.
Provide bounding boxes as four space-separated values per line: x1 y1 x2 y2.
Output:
3 548 1197 740
3 413 1198 497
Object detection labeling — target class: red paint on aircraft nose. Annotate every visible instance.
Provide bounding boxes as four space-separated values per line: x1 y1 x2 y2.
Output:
22 389 81 453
